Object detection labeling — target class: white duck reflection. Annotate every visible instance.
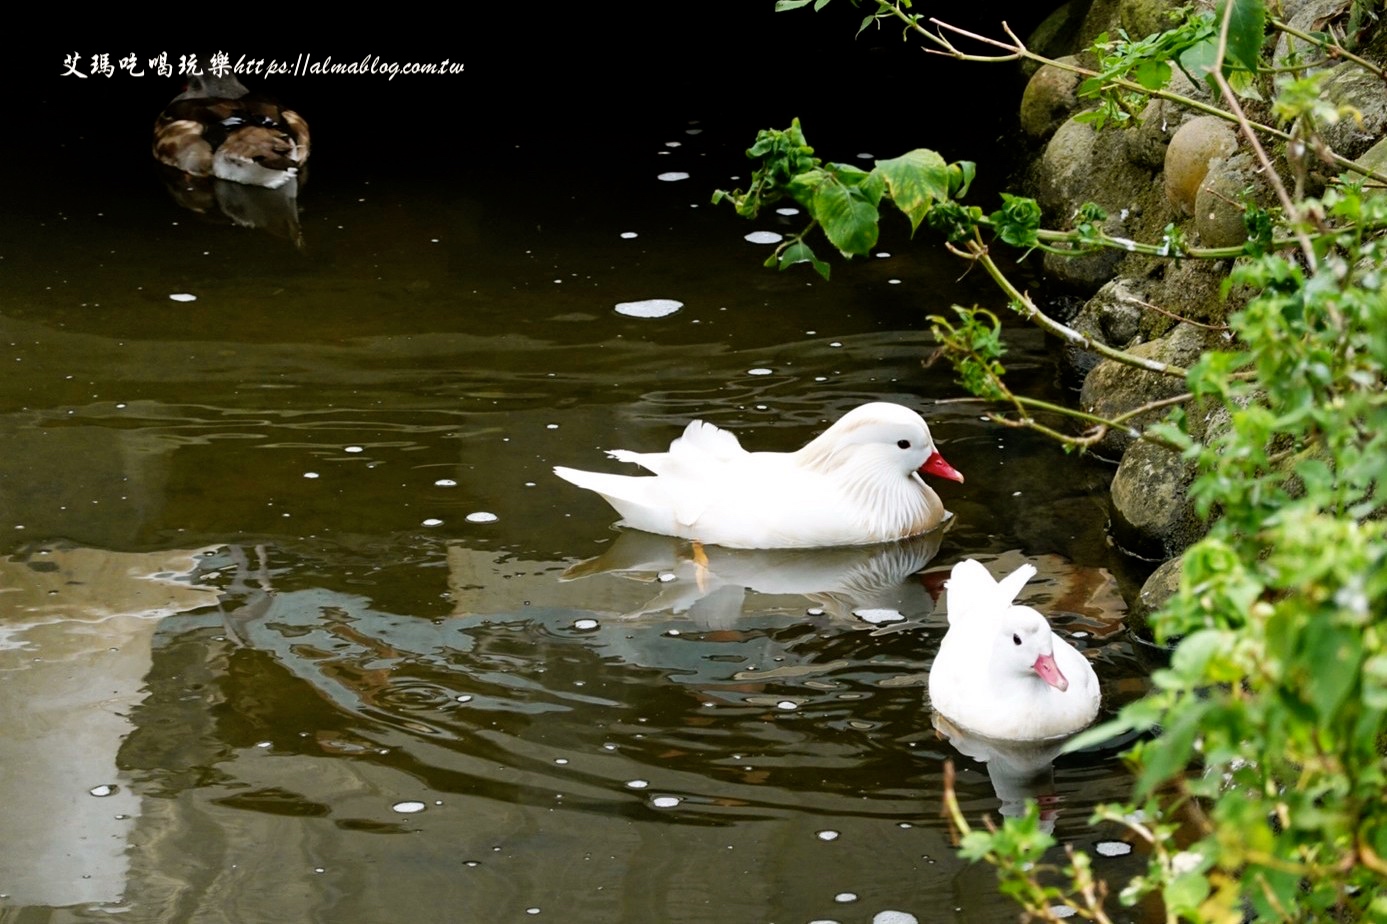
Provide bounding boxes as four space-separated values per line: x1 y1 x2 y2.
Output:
560 523 949 629
932 712 1070 832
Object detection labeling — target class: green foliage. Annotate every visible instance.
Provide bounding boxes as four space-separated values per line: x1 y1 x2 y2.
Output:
928 307 1007 401
1079 16 1216 128
713 120 979 278
989 193 1042 250
728 4 1387 919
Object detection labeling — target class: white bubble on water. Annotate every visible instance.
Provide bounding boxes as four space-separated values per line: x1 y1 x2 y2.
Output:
573 618 599 631
392 801 427 814
434 478 457 487
620 231 638 239
657 172 689 182
854 608 904 625
834 892 858 903
775 207 799 216
625 779 649 790
89 784 118 797
422 518 444 527
615 299 683 319
1095 841 1133 857
747 367 773 376
744 231 783 245
304 472 319 479
776 701 798 711
344 445 364 453
873 912 920 924
651 796 681 808
816 830 840 841
465 512 498 523
169 293 197 302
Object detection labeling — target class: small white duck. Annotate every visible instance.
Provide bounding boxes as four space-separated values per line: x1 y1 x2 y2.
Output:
553 402 963 549
154 74 310 189
928 559 1100 741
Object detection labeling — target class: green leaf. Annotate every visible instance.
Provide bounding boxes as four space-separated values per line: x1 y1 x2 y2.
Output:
1137 699 1209 797
1221 0 1266 77
778 240 831 280
812 171 881 257
1132 57 1171 90
948 161 975 198
1178 35 1219 90
1302 621 1363 723
873 148 952 233
774 0 815 10
1163 870 1212 917
1170 628 1226 681
989 194 1042 249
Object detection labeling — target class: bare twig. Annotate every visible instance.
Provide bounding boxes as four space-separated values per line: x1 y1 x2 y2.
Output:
1134 297 1233 331
964 239 1189 378
1211 0 1320 270
1271 17 1387 81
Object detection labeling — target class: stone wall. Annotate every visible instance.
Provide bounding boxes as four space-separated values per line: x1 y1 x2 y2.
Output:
1015 0 1387 624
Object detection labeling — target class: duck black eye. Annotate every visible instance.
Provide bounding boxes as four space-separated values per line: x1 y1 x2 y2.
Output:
1012 633 1021 646
897 439 911 449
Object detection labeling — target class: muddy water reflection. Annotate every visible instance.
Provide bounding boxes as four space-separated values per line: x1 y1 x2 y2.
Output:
3 84 1148 924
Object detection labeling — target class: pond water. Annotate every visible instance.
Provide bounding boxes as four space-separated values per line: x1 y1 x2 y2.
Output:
4 20 1157 924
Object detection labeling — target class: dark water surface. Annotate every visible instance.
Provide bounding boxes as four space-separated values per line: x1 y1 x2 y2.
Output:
3 17 1155 923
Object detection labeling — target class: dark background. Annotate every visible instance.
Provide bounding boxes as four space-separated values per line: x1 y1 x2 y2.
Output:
17 5 1062 194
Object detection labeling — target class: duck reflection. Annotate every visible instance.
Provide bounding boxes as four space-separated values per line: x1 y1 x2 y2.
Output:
932 711 1072 831
559 524 949 629
155 172 306 250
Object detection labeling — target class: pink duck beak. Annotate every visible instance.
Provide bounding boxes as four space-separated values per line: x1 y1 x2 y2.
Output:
1033 653 1069 691
920 450 965 483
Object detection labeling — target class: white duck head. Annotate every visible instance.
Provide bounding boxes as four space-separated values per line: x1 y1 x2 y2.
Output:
992 605 1071 692
795 402 963 484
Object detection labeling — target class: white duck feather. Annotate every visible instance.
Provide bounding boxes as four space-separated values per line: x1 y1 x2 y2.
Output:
553 402 963 549
928 559 1101 741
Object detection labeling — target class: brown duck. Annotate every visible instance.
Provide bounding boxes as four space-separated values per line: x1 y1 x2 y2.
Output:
153 74 309 189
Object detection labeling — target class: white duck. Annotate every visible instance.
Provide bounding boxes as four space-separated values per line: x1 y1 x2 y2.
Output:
928 558 1100 741
553 402 963 549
